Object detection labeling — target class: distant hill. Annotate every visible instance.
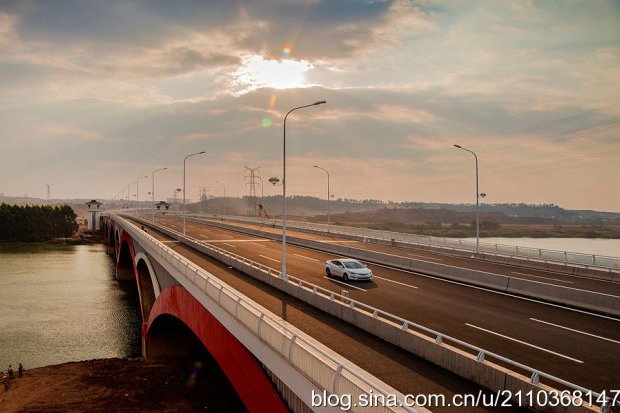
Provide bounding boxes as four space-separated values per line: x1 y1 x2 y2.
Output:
399 202 620 222
2 194 619 224
308 207 561 226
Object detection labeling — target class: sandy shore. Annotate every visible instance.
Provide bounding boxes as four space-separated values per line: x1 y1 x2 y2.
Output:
0 357 246 412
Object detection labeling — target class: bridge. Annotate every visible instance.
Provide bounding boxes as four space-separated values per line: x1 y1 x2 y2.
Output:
101 211 620 413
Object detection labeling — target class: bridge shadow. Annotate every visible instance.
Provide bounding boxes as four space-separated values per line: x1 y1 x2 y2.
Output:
325 275 379 290
146 314 248 412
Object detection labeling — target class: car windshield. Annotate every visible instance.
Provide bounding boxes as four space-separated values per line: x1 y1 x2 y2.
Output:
343 261 365 269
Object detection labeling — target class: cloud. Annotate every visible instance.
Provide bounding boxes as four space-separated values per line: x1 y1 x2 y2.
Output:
0 1 619 210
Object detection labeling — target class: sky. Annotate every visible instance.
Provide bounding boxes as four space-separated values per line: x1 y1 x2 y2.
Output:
0 0 619 211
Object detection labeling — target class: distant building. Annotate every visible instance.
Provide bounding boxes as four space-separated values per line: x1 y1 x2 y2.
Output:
85 200 102 230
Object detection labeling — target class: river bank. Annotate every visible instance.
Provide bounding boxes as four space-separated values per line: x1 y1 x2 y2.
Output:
0 230 103 246
0 357 246 412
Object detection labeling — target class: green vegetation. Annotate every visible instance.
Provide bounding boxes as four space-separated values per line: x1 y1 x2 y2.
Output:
0 203 78 242
354 221 620 239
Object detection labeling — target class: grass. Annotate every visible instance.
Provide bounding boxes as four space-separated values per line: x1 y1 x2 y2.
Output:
338 222 620 239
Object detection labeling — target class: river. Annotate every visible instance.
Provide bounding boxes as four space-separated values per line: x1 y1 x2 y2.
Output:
0 243 141 370
467 237 620 257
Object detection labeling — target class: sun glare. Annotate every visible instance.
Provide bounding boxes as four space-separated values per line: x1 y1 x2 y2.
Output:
234 55 313 91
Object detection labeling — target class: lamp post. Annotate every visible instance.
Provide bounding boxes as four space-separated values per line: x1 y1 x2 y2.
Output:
136 175 148 213
215 181 226 216
126 183 132 209
183 151 206 237
281 100 326 280
313 164 331 232
152 167 168 222
454 144 480 254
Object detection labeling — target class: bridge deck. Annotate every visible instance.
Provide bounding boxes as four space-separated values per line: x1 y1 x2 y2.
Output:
134 218 528 413
144 216 620 394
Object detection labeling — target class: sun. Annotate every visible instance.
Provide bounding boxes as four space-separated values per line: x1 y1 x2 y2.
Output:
234 55 313 91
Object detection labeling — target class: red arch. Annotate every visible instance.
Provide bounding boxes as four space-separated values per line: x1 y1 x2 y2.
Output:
147 286 288 413
118 231 149 324
119 230 135 264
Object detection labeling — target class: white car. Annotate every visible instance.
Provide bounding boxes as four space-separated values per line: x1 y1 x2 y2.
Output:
325 258 373 281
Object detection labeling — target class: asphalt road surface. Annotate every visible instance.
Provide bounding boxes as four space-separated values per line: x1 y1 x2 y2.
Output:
134 218 529 413
145 215 620 394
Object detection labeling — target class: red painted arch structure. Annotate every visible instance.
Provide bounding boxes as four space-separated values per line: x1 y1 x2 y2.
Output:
102 218 288 413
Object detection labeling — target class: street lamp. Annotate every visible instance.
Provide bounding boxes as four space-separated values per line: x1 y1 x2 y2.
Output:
313 164 331 232
152 167 168 222
183 151 206 237
281 100 326 280
136 175 148 213
126 182 132 209
215 181 226 216
454 144 480 254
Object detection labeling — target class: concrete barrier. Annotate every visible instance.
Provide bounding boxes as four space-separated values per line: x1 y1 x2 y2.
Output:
133 215 603 413
205 215 618 281
190 218 620 317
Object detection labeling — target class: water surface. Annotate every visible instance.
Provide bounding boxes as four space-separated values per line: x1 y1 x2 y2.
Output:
0 243 141 370
466 237 620 257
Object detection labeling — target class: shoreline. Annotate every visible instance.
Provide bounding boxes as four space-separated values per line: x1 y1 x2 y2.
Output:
0 357 246 412
0 230 103 246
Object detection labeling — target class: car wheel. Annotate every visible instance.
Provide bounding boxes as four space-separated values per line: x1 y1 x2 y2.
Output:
326 267 331 277
343 273 349 281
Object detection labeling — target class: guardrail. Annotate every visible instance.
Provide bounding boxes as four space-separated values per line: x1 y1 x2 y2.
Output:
129 213 613 413
186 212 620 272
111 213 420 413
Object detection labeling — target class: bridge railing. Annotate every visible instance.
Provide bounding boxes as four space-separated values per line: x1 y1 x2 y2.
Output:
180 212 619 272
130 212 613 412
112 213 420 413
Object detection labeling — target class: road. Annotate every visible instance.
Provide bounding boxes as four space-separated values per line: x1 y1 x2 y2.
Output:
148 215 620 393
195 216 620 296
132 218 530 413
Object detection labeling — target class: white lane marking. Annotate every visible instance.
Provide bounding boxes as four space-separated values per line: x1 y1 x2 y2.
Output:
323 277 367 291
251 242 268 248
507 277 620 298
360 260 620 322
160 240 181 243
259 254 280 263
511 272 574 284
221 234 234 238
320 240 360 244
374 276 418 289
465 323 584 364
294 253 320 262
529 318 620 345
158 220 620 321
222 243 237 248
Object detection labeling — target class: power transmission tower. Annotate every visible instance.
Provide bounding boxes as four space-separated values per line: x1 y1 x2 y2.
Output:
46 184 51 200
194 186 209 212
244 166 261 216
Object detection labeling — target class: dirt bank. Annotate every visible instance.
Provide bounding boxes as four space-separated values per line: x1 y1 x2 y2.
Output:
0 358 247 412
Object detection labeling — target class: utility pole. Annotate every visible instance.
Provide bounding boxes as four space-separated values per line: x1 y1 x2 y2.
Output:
244 166 261 216
46 184 51 200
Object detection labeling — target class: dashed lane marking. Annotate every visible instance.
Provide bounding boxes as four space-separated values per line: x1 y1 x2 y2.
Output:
259 254 280 263
294 253 320 262
465 323 584 363
529 318 620 345
374 276 418 289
